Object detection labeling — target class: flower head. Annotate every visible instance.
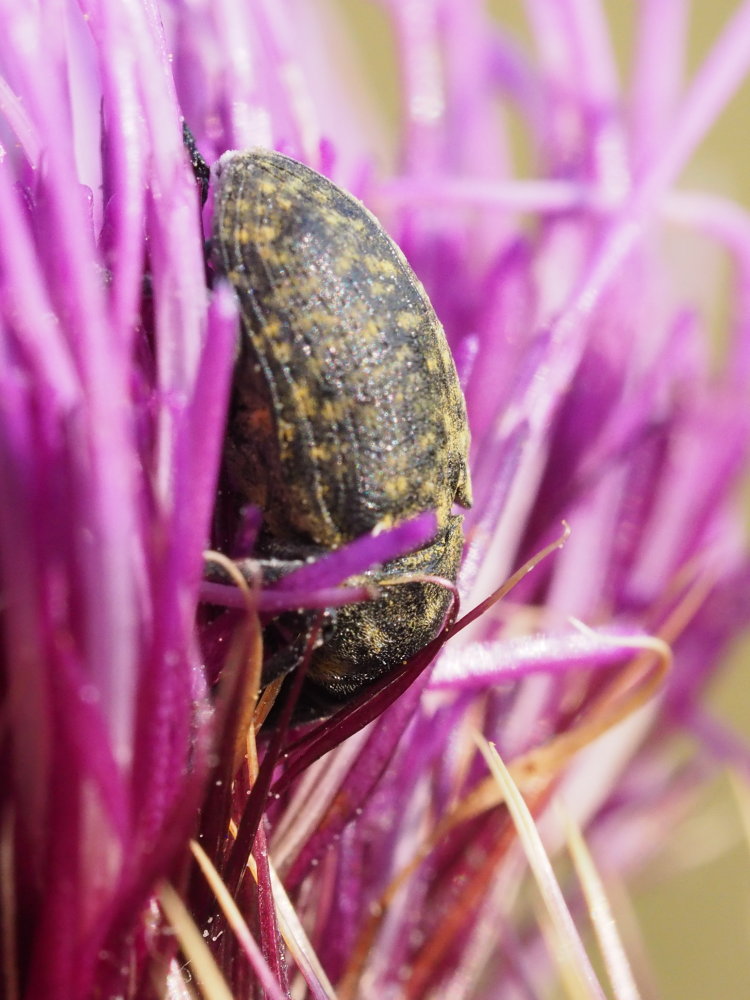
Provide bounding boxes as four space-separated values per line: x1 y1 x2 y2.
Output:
2 1 750 998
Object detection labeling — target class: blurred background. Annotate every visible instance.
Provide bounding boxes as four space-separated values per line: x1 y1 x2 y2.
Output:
330 1 750 996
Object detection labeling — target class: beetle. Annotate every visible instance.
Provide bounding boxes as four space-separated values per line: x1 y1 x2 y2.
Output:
211 149 472 719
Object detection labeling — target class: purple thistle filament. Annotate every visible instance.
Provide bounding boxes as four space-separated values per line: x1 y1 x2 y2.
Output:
1 2 750 999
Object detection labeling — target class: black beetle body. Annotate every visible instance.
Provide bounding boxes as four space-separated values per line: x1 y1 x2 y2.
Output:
213 150 472 717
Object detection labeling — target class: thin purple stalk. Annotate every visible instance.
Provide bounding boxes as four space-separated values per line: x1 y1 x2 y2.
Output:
631 0 689 164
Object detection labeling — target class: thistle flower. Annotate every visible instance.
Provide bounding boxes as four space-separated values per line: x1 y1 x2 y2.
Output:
2 2 750 999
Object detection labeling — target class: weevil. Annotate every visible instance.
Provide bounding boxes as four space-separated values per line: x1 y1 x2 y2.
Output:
211 149 472 718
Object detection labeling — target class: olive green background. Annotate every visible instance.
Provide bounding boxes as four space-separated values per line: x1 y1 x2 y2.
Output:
331 1 750 997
